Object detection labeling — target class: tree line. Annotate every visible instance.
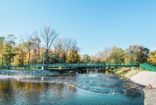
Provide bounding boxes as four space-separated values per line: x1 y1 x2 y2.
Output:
81 46 151 65
0 26 80 69
0 26 156 69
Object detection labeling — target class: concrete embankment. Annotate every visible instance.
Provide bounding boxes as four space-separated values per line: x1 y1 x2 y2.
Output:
115 69 156 105
130 71 156 88
143 89 156 105
130 71 156 105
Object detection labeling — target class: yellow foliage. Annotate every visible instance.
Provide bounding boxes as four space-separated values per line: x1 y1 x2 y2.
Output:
148 51 156 65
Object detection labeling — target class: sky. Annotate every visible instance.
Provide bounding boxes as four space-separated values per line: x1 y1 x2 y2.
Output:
0 0 156 55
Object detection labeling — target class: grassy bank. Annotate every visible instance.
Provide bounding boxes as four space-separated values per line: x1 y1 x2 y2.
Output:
114 67 143 78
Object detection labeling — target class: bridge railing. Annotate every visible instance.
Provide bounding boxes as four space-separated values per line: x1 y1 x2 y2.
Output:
9 63 139 69
140 63 156 71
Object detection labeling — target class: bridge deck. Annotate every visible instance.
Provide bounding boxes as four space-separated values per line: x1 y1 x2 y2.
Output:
1 63 155 72
11 63 139 70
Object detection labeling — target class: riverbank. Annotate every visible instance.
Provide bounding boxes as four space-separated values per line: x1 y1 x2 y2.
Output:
130 71 156 88
114 68 156 105
130 71 156 105
114 67 142 78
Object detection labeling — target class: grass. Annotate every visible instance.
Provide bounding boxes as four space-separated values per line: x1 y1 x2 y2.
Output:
114 67 143 78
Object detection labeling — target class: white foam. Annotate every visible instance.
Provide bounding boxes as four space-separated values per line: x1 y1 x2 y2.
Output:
0 75 32 81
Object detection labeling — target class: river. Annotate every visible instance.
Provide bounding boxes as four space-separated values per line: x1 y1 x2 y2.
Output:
0 70 144 105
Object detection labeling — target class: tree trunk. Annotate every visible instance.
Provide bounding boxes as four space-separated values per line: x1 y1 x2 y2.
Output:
37 46 40 63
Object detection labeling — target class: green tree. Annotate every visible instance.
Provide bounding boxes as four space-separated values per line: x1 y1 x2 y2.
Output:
13 44 26 66
125 45 149 64
3 35 16 69
23 39 33 65
109 47 125 64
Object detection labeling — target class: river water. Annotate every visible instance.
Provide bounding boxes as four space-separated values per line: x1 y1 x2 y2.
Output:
0 70 144 105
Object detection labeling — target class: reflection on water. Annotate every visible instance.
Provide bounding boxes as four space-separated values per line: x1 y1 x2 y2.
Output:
0 70 144 105
0 79 77 105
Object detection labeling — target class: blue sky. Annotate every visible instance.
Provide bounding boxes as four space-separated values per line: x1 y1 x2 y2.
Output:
0 0 156 55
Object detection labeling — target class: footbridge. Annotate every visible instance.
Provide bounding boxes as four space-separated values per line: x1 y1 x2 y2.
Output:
16 63 139 71
7 63 156 72
140 63 156 71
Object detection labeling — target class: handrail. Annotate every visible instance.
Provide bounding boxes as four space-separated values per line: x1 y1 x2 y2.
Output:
140 63 156 71
10 63 139 68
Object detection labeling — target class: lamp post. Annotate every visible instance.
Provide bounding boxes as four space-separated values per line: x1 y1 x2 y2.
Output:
130 50 134 65
130 50 134 70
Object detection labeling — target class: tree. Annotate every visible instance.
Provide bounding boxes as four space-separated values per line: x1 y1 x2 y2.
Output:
54 38 66 53
53 38 79 63
40 26 58 69
13 44 26 66
80 54 91 63
125 45 149 64
94 48 112 63
23 39 33 65
66 49 80 63
0 36 5 66
53 38 66 62
31 32 41 63
3 35 16 69
109 47 125 64
148 51 156 65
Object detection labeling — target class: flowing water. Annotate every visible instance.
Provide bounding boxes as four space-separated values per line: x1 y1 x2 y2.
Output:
0 70 144 105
